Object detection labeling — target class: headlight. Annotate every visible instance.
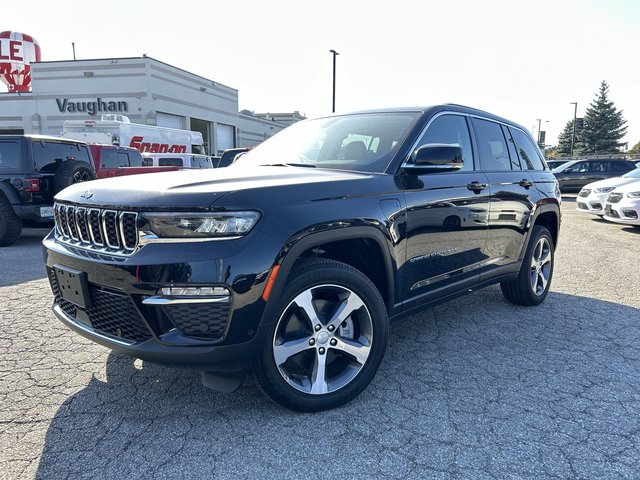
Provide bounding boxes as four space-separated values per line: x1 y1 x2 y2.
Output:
143 211 260 238
627 191 640 198
595 187 615 193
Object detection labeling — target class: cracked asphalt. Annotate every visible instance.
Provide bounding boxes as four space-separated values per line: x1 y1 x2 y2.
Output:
1 198 640 479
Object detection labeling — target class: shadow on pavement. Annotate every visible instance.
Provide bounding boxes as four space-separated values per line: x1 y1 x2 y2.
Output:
0 228 50 286
35 290 640 478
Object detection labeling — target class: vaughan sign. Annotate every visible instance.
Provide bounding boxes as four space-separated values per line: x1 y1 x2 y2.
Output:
55 98 128 116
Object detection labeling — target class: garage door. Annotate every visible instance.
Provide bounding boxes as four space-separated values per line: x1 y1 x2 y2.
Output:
157 113 184 130
216 124 235 152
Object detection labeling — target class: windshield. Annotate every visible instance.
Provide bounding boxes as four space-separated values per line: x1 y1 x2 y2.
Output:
622 167 640 178
233 113 419 173
552 160 577 173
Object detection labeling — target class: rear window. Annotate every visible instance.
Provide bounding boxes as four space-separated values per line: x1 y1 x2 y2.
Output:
101 150 130 168
158 158 183 167
32 141 91 173
190 156 213 168
0 141 22 172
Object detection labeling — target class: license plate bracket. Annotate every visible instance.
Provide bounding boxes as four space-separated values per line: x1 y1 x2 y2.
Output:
53 264 91 309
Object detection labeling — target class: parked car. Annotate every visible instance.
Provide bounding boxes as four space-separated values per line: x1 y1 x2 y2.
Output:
0 135 96 246
218 147 251 168
546 159 570 170
44 105 561 411
89 144 181 178
141 152 216 169
576 168 640 215
603 182 640 226
552 159 636 192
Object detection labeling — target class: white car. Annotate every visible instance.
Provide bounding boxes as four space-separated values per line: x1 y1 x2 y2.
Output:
576 168 640 215
603 181 640 226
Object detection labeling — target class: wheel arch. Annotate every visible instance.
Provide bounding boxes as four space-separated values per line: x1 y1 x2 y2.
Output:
0 183 21 205
261 226 397 328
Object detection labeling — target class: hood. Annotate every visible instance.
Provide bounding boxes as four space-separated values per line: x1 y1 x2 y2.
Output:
611 179 640 194
54 165 376 209
583 176 640 191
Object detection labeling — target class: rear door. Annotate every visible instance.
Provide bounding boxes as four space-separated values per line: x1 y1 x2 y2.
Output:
403 113 490 303
471 119 536 269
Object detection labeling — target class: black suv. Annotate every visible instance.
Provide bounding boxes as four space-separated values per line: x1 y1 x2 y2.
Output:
552 158 636 192
43 105 561 411
0 135 96 246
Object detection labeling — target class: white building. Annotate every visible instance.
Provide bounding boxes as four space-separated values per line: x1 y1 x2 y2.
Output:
0 56 304 154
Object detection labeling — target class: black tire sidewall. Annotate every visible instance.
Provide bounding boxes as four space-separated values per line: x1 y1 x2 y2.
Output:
255 259 388 411
0 196 23 246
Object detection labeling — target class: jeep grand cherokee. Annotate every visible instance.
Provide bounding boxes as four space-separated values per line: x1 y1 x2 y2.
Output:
43 105 561 411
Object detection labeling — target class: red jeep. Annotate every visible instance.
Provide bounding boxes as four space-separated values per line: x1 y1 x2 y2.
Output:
89 144 180 179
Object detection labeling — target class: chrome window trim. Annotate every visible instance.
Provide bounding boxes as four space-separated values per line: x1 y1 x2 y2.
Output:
402 110 544 172
402 111 476 171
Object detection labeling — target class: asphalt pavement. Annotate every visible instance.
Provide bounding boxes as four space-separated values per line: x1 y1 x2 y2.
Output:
1 198 639 479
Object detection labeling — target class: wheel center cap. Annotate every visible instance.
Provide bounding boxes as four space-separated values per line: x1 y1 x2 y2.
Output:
317 331 330 345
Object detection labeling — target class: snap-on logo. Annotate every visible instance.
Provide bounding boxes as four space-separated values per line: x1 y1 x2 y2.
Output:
129 136 187 153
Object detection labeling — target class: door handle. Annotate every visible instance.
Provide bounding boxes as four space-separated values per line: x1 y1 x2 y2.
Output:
467 181 488 192
519 179 533 188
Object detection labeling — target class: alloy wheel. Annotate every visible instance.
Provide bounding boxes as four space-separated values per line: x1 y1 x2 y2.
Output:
272 284 373 395
530 237 552 296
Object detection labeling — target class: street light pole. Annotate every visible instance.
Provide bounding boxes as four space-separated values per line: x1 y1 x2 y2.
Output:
570 102 577 157
536 118 542 144
330 49 339 113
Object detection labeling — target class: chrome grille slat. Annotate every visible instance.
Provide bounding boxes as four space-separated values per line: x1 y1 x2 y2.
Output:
53 202 138 257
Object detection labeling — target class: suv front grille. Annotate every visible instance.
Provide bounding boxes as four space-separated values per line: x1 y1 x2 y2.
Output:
607 193 623 204
54 203 138 255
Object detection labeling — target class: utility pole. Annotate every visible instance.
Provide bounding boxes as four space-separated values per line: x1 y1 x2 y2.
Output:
570 102 577 157
330 50 339 113
72 42 76 61
536 118 542 144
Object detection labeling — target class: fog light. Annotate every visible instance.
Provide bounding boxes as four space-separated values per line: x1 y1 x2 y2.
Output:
160 286 230 296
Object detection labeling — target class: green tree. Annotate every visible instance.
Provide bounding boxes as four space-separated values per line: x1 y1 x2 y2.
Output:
629 141 640 154
544 146 559 159
581 81 627 154
556 120 575 156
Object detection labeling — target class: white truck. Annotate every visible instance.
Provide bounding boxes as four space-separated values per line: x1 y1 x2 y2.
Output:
61 115 205 154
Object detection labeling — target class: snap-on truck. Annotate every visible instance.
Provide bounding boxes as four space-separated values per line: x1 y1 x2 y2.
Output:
61 114 205 154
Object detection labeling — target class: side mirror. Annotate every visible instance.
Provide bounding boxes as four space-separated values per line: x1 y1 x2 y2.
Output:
563 167 573 173
404 144 464 174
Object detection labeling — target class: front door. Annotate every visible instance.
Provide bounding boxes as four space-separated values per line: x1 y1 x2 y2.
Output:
402 114 490 304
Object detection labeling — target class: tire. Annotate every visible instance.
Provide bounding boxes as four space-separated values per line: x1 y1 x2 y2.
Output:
254 258 388 412
0 195 23 247
53 160 96 193
500 225 554 306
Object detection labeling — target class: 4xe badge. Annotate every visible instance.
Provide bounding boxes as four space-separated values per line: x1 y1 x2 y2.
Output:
80 190 93 199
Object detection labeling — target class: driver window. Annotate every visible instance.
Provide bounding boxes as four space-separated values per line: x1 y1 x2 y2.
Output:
413 114 474 172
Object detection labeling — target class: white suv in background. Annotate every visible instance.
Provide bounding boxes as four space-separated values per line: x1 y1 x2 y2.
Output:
577 168 640 215
603 181 640 226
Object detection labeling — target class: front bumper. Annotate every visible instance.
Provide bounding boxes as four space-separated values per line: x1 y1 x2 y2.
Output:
43 229 282 371
576 191 608 215
603 198 640 225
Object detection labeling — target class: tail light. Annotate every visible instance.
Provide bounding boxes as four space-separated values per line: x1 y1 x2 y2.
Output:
24 178 41 192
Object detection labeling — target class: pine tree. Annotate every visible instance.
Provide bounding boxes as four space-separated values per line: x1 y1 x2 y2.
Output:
581 81 627 154
556 120 575 156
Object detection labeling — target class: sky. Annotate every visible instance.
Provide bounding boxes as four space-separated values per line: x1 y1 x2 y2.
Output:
3 0 640 148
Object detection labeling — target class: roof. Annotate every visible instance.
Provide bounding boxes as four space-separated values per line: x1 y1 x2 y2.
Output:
0 134 87 144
